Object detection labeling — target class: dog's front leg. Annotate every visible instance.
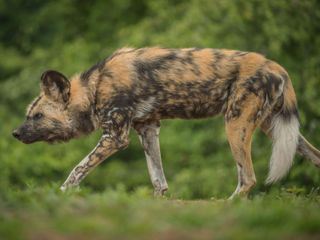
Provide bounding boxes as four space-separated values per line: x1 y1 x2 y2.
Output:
134 121 168 196
60 134 128 191
61 108 131 191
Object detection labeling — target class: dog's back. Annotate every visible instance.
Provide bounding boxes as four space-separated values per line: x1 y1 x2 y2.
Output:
83 48 272 121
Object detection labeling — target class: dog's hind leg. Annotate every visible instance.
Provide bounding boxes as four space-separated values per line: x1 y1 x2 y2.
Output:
225 115 257 199
297 135 320 167
134 121 168 196
225 92 275 199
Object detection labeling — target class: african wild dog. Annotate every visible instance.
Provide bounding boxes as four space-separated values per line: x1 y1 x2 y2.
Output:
13 47 320 198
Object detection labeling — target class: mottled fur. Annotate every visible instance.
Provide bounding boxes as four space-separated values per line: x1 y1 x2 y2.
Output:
13 47 320 198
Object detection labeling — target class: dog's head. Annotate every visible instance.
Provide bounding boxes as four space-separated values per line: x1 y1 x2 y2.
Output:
12 70 74 144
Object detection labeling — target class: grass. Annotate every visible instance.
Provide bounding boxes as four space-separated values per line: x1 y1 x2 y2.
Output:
1 185 320 240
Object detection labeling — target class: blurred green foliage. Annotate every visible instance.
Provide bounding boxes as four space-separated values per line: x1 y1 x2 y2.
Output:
1 0 320 201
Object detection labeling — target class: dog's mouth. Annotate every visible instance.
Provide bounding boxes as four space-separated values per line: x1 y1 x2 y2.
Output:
14 131 49 144
13 134 39 144
18 134 43 144
13 127 74 145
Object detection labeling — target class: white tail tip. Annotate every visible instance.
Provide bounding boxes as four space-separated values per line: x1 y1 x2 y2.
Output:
266 115 299 184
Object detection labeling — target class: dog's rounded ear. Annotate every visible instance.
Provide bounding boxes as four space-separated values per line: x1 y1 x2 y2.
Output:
40 70 70 102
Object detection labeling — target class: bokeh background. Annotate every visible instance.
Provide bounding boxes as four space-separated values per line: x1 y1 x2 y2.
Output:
1 0 320 199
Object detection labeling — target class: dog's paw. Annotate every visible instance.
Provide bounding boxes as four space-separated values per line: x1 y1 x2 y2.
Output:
60 185 67 192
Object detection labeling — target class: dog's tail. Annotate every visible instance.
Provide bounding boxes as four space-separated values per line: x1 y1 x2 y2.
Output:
266 78 300 184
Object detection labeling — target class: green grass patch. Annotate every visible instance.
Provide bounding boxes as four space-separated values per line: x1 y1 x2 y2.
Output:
1 186 320 240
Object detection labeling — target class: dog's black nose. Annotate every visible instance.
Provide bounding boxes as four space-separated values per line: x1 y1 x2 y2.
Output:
12 129 21 139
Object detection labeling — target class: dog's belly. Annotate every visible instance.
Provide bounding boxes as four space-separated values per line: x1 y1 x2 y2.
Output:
133 91 228 121
132 81 231 121
156 80 230 119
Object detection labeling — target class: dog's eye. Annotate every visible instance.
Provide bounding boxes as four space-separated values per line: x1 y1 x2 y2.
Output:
33 113 43 120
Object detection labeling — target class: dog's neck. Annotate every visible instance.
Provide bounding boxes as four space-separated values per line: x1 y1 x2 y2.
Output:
67 75 98 136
